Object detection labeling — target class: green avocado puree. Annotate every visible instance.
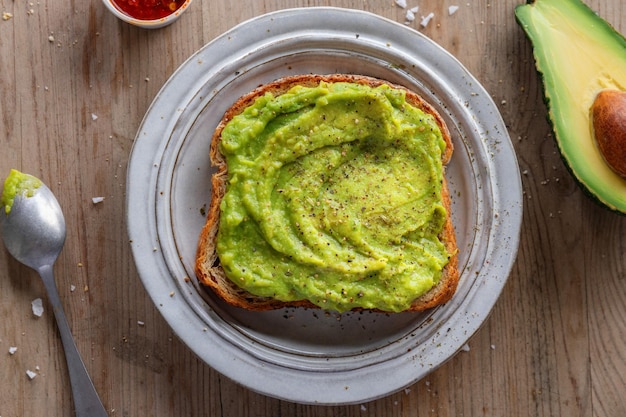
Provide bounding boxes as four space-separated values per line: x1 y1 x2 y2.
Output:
217 81 451 312
1 169 42 215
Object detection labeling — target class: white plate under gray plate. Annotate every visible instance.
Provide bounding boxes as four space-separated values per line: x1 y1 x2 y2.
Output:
126 7 523 405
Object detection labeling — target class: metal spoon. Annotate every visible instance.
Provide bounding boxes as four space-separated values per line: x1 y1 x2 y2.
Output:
0 173 108 417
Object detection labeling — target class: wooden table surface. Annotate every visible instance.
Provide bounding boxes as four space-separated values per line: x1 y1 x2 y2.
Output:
1 0 625 416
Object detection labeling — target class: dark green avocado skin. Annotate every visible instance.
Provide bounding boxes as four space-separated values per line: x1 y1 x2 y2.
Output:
515 0 626 214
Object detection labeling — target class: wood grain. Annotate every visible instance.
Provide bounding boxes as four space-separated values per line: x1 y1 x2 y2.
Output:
0 0 624 416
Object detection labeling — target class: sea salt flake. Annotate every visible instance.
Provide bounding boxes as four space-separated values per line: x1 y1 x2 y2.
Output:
448 5 459 15
394 0 407 8
461 343 470 352
9 346 17 355
420 12 435 28
31 298 44 317
91 113 98 121
91 196 105 204
26 370 37 380
405 9 416 22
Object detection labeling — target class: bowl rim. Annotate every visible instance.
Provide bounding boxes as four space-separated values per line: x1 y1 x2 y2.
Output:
101 0 193 29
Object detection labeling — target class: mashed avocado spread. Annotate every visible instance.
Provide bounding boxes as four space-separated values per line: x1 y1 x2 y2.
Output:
1 169 42 215
217 81 451 312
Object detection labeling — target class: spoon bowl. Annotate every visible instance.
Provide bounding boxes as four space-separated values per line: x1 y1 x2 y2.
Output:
0 170 108 417
1 183 66 268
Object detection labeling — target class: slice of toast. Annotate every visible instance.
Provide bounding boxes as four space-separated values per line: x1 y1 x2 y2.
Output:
195 74 459 312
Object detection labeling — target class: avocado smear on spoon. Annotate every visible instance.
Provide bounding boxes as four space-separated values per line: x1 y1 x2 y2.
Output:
1 169 42 215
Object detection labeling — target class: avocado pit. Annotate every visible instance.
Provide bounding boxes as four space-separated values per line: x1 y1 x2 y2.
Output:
591 89 626 178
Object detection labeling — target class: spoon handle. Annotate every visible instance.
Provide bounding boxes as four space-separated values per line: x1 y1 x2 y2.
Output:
38 265 109 417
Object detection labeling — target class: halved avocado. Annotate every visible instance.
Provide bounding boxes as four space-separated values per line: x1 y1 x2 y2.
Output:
515 0 626 213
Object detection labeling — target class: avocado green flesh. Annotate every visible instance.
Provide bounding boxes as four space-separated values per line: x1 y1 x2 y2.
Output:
217 81 451 312
515 0 626 212
1 169 42 215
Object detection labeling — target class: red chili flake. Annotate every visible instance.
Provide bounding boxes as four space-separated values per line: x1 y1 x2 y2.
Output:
112 0 185 20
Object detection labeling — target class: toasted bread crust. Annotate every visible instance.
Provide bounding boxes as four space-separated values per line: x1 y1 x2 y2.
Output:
195 74 459 312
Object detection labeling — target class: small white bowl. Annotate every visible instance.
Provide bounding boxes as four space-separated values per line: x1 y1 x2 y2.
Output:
102 0 193 29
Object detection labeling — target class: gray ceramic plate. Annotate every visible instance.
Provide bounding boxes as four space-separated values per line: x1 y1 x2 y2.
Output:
127 7 522 405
